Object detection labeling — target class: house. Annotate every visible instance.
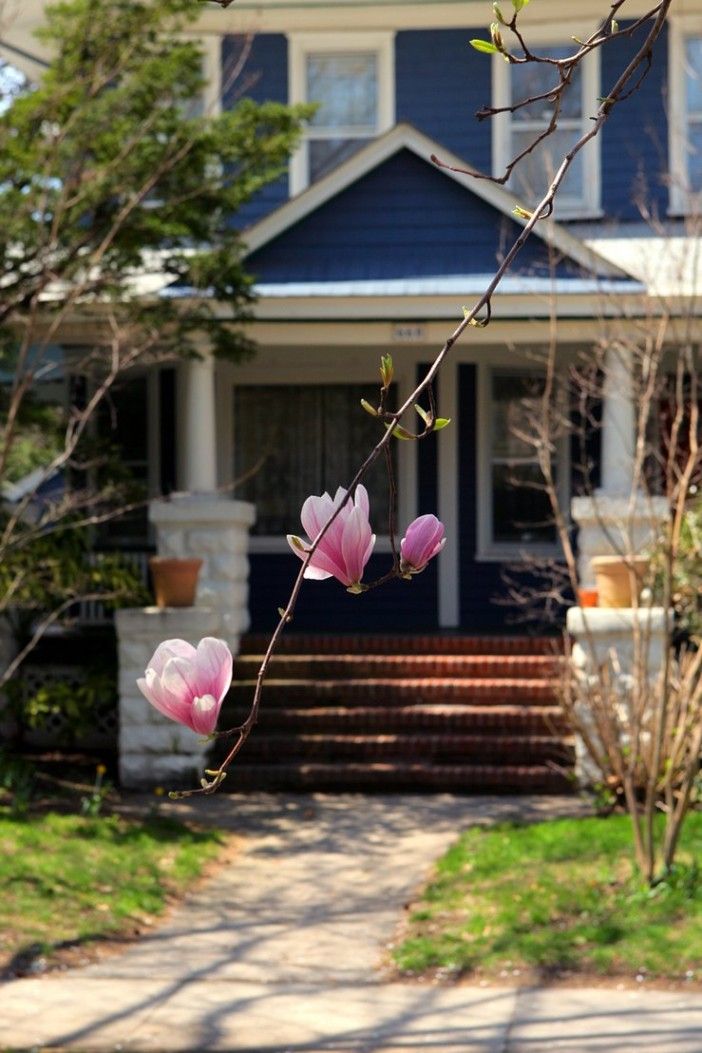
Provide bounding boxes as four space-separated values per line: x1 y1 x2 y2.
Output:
4 0 698 791
0 1 696 639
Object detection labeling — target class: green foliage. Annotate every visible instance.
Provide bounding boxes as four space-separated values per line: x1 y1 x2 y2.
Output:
652 497 702 636
0 0 310 362
393 813 702 981
6 665 116 744
0 750 36 817
0 518 149 620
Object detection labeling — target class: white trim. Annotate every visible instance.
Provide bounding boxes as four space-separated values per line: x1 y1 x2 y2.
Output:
288 31 395 195
476 362 569 562
437 359 459 627
668 15 702 215
492 26 601 219
200 34 222 118
244 122 626 279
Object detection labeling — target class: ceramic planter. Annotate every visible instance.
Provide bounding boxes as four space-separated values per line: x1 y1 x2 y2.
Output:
591 555 649 608
149 557 203 608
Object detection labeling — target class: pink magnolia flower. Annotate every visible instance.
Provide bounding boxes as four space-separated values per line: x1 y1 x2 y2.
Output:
137 637 233 735
287 484 376 592
400 514 446 575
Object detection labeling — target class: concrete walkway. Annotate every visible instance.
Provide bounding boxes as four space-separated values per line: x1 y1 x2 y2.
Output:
2 793 702 1052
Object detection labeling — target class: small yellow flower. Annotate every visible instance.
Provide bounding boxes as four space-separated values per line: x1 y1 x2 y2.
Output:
154 786 166 797
96 764 107 777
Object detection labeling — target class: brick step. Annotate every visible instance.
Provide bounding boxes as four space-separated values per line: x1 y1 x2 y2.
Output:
240 634 562 657
220 704 567 736
219 762 572 794
235 654 563 680
228 677 556 707
229 733 574 765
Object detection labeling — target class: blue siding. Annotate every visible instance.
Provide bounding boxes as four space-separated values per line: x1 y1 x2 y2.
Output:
222 34 290 227
246 148 571 282
396 29 491 174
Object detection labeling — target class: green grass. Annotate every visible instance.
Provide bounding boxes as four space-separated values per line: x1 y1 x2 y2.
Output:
0 809 226 969
393 812 702 981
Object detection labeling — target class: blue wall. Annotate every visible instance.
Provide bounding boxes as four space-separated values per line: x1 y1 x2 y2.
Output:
222 34 290 227
599 20 669 221
396 29 491 175
246 148 572 282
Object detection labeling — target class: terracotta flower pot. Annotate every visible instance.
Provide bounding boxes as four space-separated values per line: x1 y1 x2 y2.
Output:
577 588 599 608
149 557 203 608
591 556 649 609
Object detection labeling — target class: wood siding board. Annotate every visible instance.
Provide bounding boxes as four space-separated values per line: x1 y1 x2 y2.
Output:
599 20 669 221
223 33 290 227
246 149 571 282
395 29 492 177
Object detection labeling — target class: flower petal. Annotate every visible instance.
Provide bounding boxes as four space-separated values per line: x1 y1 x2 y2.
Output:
147 639 197 677
195 637 233 703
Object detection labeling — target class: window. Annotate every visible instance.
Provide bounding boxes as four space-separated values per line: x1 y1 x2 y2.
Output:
669 21 702 213
493 42 600 217
478 369 568 558
289 33 394 195
233 384 396 538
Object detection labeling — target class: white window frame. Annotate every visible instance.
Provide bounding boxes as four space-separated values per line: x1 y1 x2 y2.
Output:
492 27 601 219
476 363 569 562
669 16 702 215
288 31 395 197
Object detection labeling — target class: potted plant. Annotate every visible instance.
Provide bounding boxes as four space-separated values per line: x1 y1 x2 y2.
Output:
591 555 649 608
149 557 203 608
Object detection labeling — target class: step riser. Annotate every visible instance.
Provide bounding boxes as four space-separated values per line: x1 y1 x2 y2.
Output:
221 707 567 735
235 657 563 679
241 635 562 657
229 682 557 706
221 766 572 794
229 743 574 765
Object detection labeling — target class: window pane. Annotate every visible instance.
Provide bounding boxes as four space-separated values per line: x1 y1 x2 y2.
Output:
492 374 544 459
510 125 584 203
511 46 583 121
686 38 702 115
309 137 370 182
307 52 377 129
687 119 702 192
234 385 395 537
492 463 556 544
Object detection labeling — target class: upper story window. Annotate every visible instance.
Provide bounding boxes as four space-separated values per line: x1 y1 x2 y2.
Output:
492 41 600 218
289 32 394 196
669 19 702 214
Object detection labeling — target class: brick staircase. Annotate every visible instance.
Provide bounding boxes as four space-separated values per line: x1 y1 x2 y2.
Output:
215 635 574 793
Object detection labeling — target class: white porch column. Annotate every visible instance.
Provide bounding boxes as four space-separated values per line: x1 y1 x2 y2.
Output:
571 345 668 586
601 344 636 497
179 353 217 493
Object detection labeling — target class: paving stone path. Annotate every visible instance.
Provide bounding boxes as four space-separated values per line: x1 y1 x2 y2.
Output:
1 793 702 1051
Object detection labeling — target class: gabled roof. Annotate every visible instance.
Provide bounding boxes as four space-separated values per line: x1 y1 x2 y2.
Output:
243 122 629 281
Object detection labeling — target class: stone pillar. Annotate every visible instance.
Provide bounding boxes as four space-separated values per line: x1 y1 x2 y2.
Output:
567 606 671 785
116 607 221 788
149 495 256 643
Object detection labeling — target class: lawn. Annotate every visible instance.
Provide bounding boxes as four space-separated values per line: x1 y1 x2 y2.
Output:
0 808 226 975
393 812 702 983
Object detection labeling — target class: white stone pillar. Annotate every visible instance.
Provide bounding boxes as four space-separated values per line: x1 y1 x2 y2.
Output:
149 495 256 643
567 606 671 785
116 607 221 788
179 354 217 493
